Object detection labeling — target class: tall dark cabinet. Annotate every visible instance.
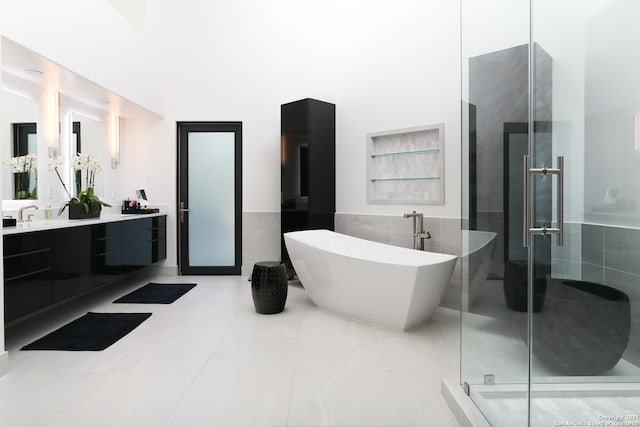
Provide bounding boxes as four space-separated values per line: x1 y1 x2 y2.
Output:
281 98 335 275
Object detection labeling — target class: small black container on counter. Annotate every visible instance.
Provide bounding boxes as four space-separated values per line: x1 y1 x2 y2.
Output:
2 218 17 227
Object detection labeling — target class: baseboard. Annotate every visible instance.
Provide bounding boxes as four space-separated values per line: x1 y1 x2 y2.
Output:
441 378 491 427
0 351 8 377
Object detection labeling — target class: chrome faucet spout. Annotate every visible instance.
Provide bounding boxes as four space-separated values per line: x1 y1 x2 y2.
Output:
18 204 39 222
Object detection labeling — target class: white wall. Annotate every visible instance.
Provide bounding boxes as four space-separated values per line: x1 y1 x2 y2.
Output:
1 0 463 272
138 0 461 218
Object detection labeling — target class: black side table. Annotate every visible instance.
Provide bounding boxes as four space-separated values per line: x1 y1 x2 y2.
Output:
251 261 288 314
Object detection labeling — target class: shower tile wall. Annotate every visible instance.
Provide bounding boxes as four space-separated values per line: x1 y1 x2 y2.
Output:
335 213 462 310
551 222 582 280
242 212 281 276
580 223 640 367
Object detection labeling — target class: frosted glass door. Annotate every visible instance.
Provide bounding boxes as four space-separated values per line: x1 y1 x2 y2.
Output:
178 122 242 275
188 132 234 266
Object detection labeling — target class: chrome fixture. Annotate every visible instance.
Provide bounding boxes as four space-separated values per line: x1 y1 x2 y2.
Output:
403 211 431 250
522 155 564 247
18 205 39 222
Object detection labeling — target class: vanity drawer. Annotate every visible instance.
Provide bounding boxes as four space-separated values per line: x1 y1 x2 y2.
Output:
4 230 52 256
4 248 52 281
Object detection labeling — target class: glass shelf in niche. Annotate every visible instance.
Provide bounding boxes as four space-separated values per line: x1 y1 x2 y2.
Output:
370 177 440 182
370 149 440 158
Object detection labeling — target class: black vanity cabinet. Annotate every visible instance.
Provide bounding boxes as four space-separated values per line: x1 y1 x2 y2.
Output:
93 222 123 277
4 230 53 322
281 98 335 273
50 226 94 303
3 215 167 323
121 216 166 269
122 218 153 269
151 216 167 263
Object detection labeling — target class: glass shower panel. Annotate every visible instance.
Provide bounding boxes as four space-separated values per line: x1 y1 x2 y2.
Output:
460 0 532 425
528 0 640 425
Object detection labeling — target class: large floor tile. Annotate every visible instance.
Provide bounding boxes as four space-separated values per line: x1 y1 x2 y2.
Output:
164 372 293 427
296 336 388 372
0 372 195 427
101 337 220 373
297 306 395 339
288 371 409 426
391 371 461 427
202 337 298 372
226 306 304 338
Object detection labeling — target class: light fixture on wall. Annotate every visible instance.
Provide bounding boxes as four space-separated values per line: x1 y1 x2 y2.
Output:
41 89 60 157
110 114 121 169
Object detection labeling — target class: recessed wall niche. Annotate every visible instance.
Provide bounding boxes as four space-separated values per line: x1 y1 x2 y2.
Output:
367 123 444 205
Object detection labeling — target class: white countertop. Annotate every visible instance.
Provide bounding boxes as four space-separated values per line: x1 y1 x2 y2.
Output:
2 213 167 236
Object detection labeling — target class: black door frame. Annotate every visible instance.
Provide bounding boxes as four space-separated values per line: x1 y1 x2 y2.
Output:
177 121 242 275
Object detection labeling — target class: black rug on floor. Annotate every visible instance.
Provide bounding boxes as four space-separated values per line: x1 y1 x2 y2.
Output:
21 312 152 351
113 283 197 304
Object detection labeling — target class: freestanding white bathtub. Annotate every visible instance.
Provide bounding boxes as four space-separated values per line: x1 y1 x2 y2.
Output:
284 229 458 331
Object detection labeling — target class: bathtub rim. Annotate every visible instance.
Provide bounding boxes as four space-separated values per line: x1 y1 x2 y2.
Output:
284 229 458 268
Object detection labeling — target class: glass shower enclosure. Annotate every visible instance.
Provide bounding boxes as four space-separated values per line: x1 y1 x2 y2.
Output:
461 1 640 425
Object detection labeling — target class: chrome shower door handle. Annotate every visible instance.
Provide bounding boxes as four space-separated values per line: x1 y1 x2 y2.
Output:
523 155 564 248
523 155 531 247
556 156 564 246
179 201 190 223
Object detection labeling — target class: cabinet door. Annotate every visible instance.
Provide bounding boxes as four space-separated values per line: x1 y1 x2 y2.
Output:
4 231 53 323
93 222 123 278
122 218 152 268
151 216 167 263
50 226 93 303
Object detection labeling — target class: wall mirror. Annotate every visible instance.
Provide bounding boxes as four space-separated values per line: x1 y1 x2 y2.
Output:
1 37 162 213
0 88 38 201
69 112 107 198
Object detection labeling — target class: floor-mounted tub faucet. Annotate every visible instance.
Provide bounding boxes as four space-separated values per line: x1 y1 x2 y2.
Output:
403 211 431 250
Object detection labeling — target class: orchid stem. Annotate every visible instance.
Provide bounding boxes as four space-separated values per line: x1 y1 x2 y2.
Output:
54 166 72 199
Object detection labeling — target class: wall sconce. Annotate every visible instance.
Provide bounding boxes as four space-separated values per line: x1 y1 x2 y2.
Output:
40 89 60 157
110 114 121 169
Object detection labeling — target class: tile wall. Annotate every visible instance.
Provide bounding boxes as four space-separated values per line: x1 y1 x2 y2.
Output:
242 212 281 276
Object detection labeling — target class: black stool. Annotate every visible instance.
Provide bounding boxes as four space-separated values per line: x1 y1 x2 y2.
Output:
251 261 288 314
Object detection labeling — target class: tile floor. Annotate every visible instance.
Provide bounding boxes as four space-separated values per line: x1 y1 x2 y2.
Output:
1 272 461 427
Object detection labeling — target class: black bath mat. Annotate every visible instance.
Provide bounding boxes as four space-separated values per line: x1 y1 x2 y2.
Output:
21 312 152 351
113 283 197 304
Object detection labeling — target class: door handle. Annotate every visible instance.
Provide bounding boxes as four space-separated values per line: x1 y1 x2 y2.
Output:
523 155 564 247
179 201 190 223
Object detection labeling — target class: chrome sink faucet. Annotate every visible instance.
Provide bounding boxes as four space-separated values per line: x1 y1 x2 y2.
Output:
403 211 431 250
18 205 39 222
